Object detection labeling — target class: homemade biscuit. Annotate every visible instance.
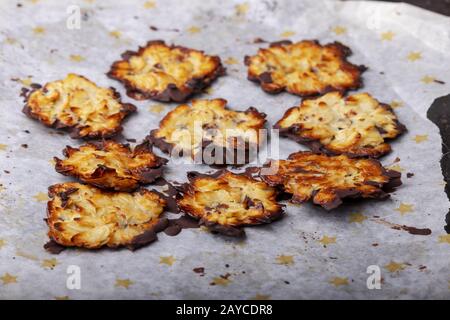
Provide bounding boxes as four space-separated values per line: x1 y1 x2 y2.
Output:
55 140 167 191
275 91 405 158
177 171 284 236
245 40 365 96
260 151 402 210
108 40 225 102
148 99 266 165
23 74 136 139
47 183 167 250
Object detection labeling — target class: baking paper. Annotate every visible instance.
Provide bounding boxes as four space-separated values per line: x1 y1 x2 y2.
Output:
0 0 449 299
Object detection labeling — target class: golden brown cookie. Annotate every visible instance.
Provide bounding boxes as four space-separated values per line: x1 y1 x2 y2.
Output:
274 91 406 158
54 140 167 191
177 170 284 236
260 152 402 210
22 74 136 139
245 40 365 97
46 183 167 250
148 99 266 165
107 40 225 102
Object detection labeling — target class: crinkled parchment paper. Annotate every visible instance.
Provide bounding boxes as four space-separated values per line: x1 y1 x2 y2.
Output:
0 0 449 299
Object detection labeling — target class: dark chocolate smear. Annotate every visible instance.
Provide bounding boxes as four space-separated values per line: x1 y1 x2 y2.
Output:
44 240 66 254
400 226 432 236
371 218 432 236
128 217 169 251
193 267 205 275
152 177 180 213
163 215 200 236
427 94 450 233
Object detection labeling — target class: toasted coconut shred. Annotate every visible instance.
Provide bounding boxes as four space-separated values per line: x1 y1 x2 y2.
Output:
23 73 136 139
148 99 266 165
261 151 402 210
245 40 365 96
275 91 406 158
54 140 167 191
47 183 166 250
108 40 225 102
177 171 284 236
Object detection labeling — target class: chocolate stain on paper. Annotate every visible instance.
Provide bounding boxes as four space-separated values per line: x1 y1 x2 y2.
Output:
427 94 450 233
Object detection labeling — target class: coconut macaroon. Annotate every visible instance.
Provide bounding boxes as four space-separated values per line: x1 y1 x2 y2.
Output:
107 40 225 102
274 91 406 158
22 74 136 139
46 183 167 250
260 152 402 210
177 171 284 236
54 140 167 191
245 40 365 97
148 99 266 166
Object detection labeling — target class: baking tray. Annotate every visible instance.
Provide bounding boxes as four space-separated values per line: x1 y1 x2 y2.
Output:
0 0 449 299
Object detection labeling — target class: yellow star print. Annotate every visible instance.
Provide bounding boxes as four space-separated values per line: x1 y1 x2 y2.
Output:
159 256 176 266
0 144 7 151
70 54 85 62
235 3 249 16
187 26 201 34
16 250 38 261
381 31 395 41
115 278 134 288
33 192 49 202
349 212 367 223
143 1 156 9
276 255 294 265
211 276 231 286
332 26 347 35
384 261 406 272
413 135 428 143
109 31 121 39
0 239 6 249
148 104 165 113
42 258 59 269
6 37 17 45
224 57 239 65
55 296 70 300
329 277 348 287
421 75 436 84
390 100 403 108
407 52 422 61
319 236 336 245
279 31 295 38
1 273 18 285
33 26 45 34
395 203 414 215
438 234 450 244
